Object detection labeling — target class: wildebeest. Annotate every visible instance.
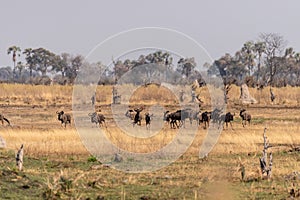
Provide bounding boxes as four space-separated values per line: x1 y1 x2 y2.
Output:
88 112 106 127
199 111 211 129
219 112 235 129
164 109 191 128
56 111 71 128
188 110 201 125
164 111 179 128
133 107 144 127
145 113 153 129
0 114 10 126
240 109 251 127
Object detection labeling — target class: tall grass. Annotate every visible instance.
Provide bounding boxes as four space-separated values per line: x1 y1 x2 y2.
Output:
0 83 299 106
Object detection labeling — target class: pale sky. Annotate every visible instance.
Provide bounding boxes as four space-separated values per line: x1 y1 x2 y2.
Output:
1 0 300 67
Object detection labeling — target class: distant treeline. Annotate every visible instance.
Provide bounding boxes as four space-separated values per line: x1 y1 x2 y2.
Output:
2 33 300 87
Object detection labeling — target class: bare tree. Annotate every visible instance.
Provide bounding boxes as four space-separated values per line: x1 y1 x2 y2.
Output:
16 144 24 171
259 128 272 179
259 33 287 86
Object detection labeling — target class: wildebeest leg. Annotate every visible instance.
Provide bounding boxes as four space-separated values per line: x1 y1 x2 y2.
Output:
230 121 234 130
171 120 178 129
103 121 107 128
171 120 176 129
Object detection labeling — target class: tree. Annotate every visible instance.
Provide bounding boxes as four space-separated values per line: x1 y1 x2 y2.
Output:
177 57 196 78
15 61 25 77
52 53 69 77
293 53 300 86
7 46 21 77
259 33 287 86
254 41 266 83
208 53 248 85
65 55 83 83
23 48 36 78
32 48 56 76
241 41 255 76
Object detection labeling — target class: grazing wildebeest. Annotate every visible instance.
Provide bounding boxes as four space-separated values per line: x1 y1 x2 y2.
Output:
56 111 71 128
88 112 106 127
145 113 153 129
164 109 191 129
240 109 251 127
164 111 179 129
0 114 10 126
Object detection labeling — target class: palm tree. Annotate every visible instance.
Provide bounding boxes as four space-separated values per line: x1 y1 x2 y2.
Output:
7 46 21 77
241 41 255 76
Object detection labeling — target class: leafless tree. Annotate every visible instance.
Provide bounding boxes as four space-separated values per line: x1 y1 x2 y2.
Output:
259 128 272 179
16 144 24 171
259 33 287 86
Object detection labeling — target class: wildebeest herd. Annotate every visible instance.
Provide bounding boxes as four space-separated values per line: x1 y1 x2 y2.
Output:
0 107 251 130
163 108 240 130
123 106 252 130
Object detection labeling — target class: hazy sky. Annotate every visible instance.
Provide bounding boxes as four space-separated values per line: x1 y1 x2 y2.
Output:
1 0 300 67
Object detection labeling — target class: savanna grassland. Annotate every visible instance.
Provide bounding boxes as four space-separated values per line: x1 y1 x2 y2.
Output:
0 83 300 199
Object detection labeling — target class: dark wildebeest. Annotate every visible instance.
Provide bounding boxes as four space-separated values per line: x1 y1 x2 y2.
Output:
219 112 235 129
164 109 191 129
88 112 106 127
56 111 71 128
163 111 172 126
0 114 10 126
240 109 251 127
133 107 143 127
145 113 153 130
199 111 211 129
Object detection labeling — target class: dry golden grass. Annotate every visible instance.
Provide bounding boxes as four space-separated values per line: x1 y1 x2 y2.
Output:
0 83 299 199
0 83 299 157
2 129 88 157
1 83 299 108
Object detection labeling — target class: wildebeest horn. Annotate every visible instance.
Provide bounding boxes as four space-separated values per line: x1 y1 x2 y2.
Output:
56 111 59 114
